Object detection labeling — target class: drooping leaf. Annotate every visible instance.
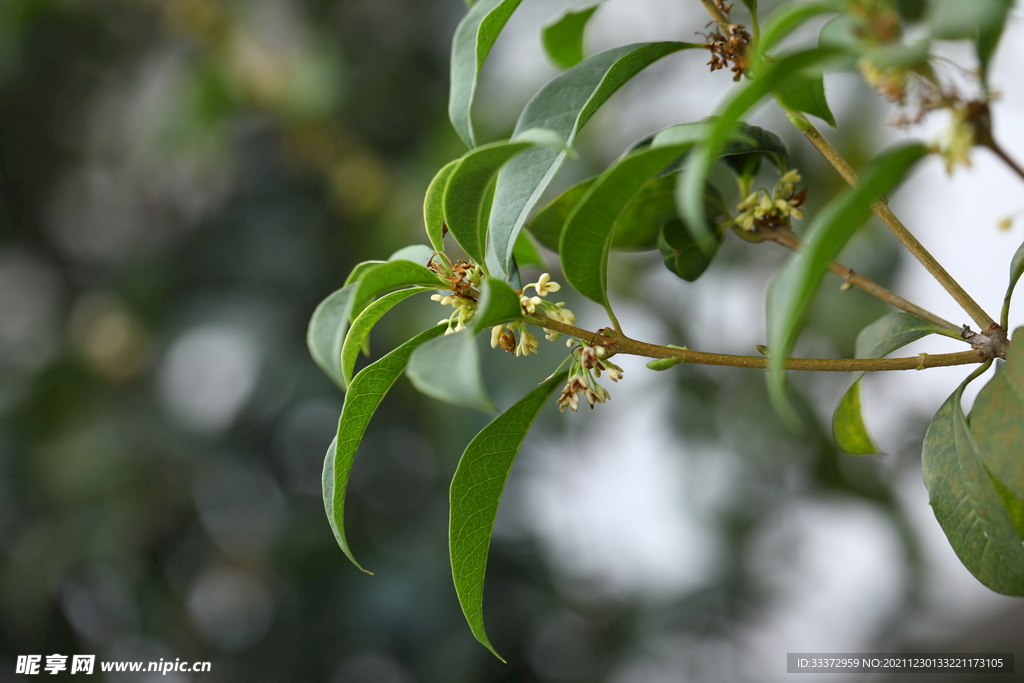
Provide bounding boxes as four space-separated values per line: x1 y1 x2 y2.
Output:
449 0 525 148
425 160 460 251
766 142 927 426
340 287 431 387
512 230 545 269
970 329 1024 509
323 325 446 572
560 144 689 315
678 47 843 247
541 0 606 70
489 41 700 278
351 260 445 320
756 1 839 55
449 371 568 659
657 184 728 283
308 283 357 391
406 331 496 412
922 371 1024 596
1001 239 1024 328
443 139 544 267
773 71 836 129
832 312 950 454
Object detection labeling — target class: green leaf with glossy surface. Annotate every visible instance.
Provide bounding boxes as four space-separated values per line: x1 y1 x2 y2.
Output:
512 231 545 269
489 41 699 278
444 138 555 268
425 160 460 251
527 177 596 251
323 325 446 572
450 371 568 659
678 47 843 247
388 244 435 265
561 144 689 311
833 312 949 454
449 0 525 148
970 330 1024 509
352 260 444 319
541 1 605 70
308 283 357 390
472 278 526 331
407 330 496 412
922 372 1024 596
766 142 927 426
340 287 431 387
658 184 726 282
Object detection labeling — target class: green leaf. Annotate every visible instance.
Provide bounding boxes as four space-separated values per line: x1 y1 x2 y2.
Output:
541 1 605 70
512 230 545 269
449 0 525 148
678 47 843 247
922 371 1024 596
720 122 790 175
773 71 836 129
832 312 950 454
977 0 1014 86
766 142 927 427
756 1 839 55
340 287 431 387
472 278 526 331
449 371 568 659
1001 239 1024 329
352 260 445 320
443 137 555 268
928 0 1011 41
970 330 1024 511
388 244 435 265
308 284 357 391
425 160 460 251
407 331 496 412
560 144 689 312
489 41 700 278
526 177 597 252
323 325 446 573
657 185 726 282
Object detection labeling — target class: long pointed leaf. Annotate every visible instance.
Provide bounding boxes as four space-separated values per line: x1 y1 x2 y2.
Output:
443 139 546 267
308 284 358 390
541 1 606 70
352 260 445 320
450 372 568 659
833 312 949 454
560 144 689 310
922 368 1024 596
971 329 1024 506
323 324 447 572
1001 239 1024 329
341 287 431 387
449 0 525 148
489 41 699 278
425 160 461 252
756 1 839 55
766 142 927 426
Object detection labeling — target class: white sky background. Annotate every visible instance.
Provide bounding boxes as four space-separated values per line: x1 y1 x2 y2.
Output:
477 1 1024 680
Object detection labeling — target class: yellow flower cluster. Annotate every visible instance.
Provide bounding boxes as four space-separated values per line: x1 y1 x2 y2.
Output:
734 169 804 232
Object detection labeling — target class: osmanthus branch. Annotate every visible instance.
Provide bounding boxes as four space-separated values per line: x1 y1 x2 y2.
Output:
984 139 1024 185
785 112 999 333
698 0 732 33
758 225 962 334
530 316 985 371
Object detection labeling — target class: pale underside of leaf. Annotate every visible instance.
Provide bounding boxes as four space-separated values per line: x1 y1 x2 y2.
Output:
340 287 431 387
308 283 357 391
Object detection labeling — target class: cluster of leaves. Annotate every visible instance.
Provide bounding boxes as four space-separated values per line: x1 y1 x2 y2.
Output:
309 0 1024 659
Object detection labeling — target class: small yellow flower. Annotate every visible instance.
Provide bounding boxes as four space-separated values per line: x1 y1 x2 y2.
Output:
490 324 504 348
534 273 561 296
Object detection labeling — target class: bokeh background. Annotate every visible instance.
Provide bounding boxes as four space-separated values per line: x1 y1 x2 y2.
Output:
2 0 1024 681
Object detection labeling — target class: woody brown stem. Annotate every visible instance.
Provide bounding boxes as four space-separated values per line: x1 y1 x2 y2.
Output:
786 112 998 332
699 0 732 32
761 226 961 333
530 317 984 372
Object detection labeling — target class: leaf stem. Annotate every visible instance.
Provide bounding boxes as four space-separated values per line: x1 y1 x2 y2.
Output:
531 317 983 372
699 0 732 32
786 112 998 332
984 139 1024 185
760 225 961 334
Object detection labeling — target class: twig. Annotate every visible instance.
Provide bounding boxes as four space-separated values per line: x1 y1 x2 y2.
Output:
531 317 984 372
761 226 961 334
985 140 1024 185
786 112 998 332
